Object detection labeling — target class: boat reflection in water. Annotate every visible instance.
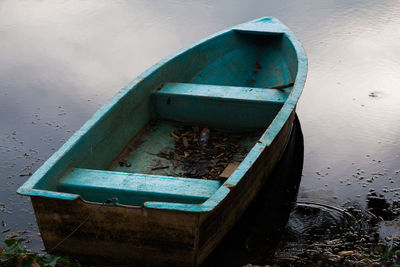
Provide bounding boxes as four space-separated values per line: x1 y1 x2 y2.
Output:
203 114 304 266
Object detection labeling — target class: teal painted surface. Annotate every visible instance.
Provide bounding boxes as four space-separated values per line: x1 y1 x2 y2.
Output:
17 17 307 212
58 168 221 205
157 83 289 103
108 120 259 176
188 34 290 88
234 17 287 34
109 121 177 175
153 82 287 129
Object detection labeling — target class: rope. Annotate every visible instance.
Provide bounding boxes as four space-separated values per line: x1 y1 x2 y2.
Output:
47 197 118 254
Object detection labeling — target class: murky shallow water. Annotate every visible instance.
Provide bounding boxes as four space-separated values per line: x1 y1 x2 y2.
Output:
1 0 400 263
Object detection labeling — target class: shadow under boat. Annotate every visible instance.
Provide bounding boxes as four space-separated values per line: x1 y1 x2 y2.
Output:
202 113 304 266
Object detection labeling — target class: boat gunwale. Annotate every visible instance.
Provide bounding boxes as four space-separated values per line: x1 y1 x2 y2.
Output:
17 17 307 213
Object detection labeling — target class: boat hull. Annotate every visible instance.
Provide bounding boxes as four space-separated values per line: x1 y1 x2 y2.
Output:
31 110 295 266
19 16 307 266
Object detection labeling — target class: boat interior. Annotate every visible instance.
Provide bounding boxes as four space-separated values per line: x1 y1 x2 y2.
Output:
32 30 299 207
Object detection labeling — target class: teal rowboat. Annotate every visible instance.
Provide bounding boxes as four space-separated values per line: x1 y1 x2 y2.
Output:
18 17 307 266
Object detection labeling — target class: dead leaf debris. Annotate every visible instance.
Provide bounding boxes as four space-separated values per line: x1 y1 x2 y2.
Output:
157 125 258 181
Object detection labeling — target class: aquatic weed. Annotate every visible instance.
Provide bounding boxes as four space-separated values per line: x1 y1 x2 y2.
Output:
380 247 400 266
0 238 80 267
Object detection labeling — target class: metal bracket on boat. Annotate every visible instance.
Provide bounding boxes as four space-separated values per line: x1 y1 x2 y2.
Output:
105 197 119 205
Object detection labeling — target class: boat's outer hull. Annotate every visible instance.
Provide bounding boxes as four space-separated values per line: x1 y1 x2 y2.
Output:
31 109 295 266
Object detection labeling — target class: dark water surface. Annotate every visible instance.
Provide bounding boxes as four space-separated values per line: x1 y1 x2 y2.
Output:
1 0 400 258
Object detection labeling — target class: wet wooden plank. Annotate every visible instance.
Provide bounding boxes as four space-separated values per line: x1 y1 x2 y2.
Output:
219 162 240 179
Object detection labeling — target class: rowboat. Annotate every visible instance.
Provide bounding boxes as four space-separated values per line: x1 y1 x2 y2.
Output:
17 17 307 266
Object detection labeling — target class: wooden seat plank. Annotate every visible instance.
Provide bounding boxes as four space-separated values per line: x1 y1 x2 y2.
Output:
58 168 221 206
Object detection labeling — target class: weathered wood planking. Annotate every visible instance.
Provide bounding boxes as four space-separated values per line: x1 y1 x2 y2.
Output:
31 197 200 266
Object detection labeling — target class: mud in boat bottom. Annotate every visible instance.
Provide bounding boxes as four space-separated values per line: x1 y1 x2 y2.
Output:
108 120 263 181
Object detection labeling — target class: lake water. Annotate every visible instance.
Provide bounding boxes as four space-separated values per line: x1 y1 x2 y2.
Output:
1 0 399 259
